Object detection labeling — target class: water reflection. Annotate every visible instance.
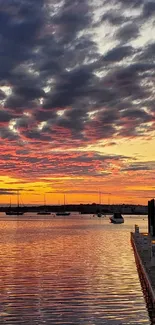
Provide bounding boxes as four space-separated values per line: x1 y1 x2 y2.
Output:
0 215 151 324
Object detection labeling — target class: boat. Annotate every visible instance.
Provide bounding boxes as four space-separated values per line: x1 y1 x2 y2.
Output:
97 212 102 217
109 212 124 224
5 210 24 215
56 211 70 216
5 191 24 215
37 210 51 215
56 195 70 216
96 190 103 217
37 194 51 215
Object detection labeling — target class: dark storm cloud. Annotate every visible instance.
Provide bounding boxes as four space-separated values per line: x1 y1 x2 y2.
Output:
5 95 40 110
39 58 62 78
34 109 57 122
0 1 48 111
121 108 152 122
5 95 32 109
0 128 19 140
103 46 134 62
138 42 155 62
43 66 94 109
53 0 91 44
38 35 96 80
101 11 126 25
93 109 118 128
142 2 155 18
0 89 6 100
9 67 42 89
22 129 52 142
117 0 144 7
5 85 45 110
121 162 155 171
104 62 155 101
122 166 150 171
1 0 98 112
0 110 13 123
0 0 155 154
56 107 87 134
13 85 45 101
5 72 45 110
15 115 33 129
116 23 140 42
116 107 154 137
0 0 45 81
144 99 155 113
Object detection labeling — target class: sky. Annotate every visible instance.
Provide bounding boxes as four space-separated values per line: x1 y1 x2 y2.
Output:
0 0 155 206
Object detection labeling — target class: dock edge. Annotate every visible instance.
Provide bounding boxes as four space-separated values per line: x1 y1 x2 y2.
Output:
131 232 155 306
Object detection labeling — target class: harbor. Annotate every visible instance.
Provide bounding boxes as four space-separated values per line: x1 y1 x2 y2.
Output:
131 199 155 316
0 213 150 324
0 202 148 216
0 0 154 323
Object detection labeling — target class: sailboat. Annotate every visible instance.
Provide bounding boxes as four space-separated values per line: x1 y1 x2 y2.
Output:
37 194 51 215
97 190 103 217
56 195 70 216
5 191 24 215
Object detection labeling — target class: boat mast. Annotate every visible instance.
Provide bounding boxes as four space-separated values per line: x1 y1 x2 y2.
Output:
9 196 12 208
44 194 46 207
64 194 65 209
99 190 101 205
17 190 19 208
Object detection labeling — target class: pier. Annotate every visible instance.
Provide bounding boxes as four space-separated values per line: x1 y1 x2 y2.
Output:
131 199 155 308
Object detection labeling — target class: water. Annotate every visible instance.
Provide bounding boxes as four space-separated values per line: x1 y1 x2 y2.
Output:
0 213 152 324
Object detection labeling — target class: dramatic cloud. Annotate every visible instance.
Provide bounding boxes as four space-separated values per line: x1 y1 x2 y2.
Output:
0 189 17 195
0 0 155 203
103 46 134 62
143 1 155 18
0 148 130 179
116 23 140 42
117 0 144 8
121 162 155 172
101 11 126 26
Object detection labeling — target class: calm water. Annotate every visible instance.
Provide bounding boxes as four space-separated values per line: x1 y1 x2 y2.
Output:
0 213 152 324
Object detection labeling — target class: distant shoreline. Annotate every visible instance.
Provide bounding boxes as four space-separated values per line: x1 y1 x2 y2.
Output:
0 203 148 215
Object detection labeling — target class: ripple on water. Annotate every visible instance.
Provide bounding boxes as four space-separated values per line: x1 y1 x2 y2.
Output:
0 215 151 324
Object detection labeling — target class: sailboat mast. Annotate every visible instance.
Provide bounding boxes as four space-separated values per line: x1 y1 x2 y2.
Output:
17 190 19 208
99 190 101 205
9 196 12 208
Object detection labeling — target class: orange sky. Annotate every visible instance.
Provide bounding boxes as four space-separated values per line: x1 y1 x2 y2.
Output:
0 136 155 206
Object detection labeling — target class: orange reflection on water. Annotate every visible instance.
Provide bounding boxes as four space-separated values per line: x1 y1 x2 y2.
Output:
0 216 151 324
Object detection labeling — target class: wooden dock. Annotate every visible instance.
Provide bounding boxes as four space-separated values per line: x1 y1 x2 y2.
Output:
131 228 155 306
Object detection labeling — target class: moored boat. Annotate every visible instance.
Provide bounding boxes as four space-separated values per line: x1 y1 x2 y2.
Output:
56 211 70 216
37 211 51 215
5 191 24 215
97 212 102 217
56 195 70 216
5 210 24 216
110 212 124 224
37 194 51 215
